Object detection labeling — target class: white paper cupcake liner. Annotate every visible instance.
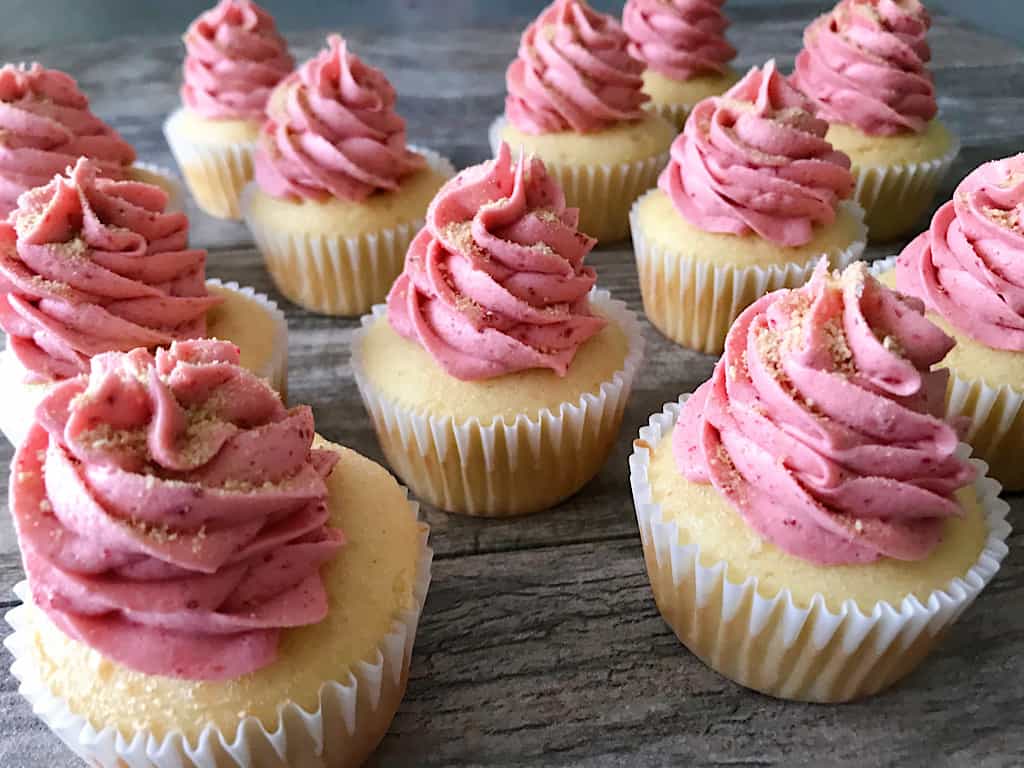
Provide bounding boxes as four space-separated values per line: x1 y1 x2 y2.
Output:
874 255 1024 491
351 289 645 517
630 396 1011 703
850 131 961 242
630 194 867 355
0 280 288 447
4 500 433 767
163 107 257 220
129 162 185 214
488 115 670 243
646 101 689 130
241 147 455 317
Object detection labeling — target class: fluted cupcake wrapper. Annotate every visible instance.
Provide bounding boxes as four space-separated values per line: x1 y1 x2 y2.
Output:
488 116 669 243
351 290 645 517
0 280 288 447
630 194 867 355
240 147 455 317
874 255 1024 491
163 108 257 220
129 162 185 214
851 132 961 242
4 507 433 767
630 397 1011 703
645 102 689 131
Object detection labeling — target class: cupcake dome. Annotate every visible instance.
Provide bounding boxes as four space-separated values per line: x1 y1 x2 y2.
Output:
13 340 343 680
631 261 1010 701
631 60 865 354
622 0 739 126
791 0 958 240
894 153 1024 490
353 143 644 516
0 63 136 217
181 0 294 122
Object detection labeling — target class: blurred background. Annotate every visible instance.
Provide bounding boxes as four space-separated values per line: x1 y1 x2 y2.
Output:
2 0 1022 47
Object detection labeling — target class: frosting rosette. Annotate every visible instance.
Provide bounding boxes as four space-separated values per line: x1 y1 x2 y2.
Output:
387 142 606 381
897 154 1024 351
253 34 425 203
623 0 736 81
181 0 293 121
10 339 344 680
0 63 136 218
792 0 937 136
505 0 648 134
0 157 218 383
675 260 975 565
659 60 854 247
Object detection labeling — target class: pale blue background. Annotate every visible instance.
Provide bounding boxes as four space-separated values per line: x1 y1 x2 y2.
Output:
1 0 1022 47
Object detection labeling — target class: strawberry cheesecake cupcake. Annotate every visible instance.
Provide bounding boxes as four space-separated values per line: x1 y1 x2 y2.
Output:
0 62 182 216
243 35 453 316
792 0 958 241
4 339 431 766
886 154 1024 491
489 0 675 242
630 261 1010 702
0 158 287 445
623 0 740 128
631 60 865 354
352 143 644 517
164 0 293 219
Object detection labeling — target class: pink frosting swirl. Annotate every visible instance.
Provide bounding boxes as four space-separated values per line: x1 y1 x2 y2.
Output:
659 60 854 247
387 143 605 380
792 0 937 136
623 0 736 81
0 63 136 218
181 0 293 121
254 35 425 203
675 261 974 565
897 154 1024 351
11 339 344 681
505 0 648 134
0 158 218 383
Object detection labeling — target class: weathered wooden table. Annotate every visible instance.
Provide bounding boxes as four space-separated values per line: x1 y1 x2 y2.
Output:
2 3 1024 766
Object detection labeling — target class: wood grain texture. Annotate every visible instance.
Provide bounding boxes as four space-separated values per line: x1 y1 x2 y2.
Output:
2 7 1024 767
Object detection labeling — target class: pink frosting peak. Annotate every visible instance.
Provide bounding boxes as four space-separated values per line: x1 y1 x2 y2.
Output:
11 339 344 681
181 0 293 121
505 0 648 134
659 60 854 247
623 0 736 81
0 157 218 383
792 0 937 136
675 261 974 565
253 35 425 203
387 142 605 381
0 63 136 218
897 154 1024 351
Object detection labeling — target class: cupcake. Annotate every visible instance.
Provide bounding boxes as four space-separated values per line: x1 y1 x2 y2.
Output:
792 0 958 241
886 154 1024 491
622 0 740 129
0 62 183 216
4 339 432 766
489 0 675 242
0 158 287 446
163 0 293 220
631 60 866 355
243 36 453 317
630 261 1010 702
352 143 644 517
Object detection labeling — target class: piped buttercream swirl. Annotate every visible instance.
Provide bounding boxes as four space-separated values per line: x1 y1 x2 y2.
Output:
623 0 736 81
675 260 974 565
